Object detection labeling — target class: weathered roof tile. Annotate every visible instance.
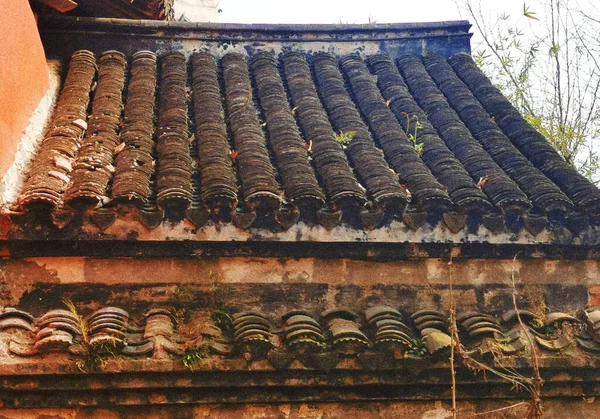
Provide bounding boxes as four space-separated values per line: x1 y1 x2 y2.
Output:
223 53 282 211
19 50 96 210
425 55 573 215
12 48 600 236
371 54 492 213
64 50 127 207
253 52 325 206
449 52 600 214
3 303 600 363
191 53 238 215
281 51 366 209
312 52 408 216
399 54 532 214
111 50 157 206
155 51 193 218
341 54 452 212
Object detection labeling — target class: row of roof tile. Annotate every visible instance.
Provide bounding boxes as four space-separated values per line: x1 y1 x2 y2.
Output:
13 49 600 235
2 305 599 366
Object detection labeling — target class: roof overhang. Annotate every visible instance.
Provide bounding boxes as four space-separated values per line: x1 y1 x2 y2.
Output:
37 16 473 59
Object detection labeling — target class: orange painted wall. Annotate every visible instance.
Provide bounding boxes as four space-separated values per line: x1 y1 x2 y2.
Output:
0 2 49 179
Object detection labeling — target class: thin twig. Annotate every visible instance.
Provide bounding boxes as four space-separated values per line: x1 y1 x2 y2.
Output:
464 0 537 117
448 253 457 419
510 253 544 418
399 111 411 134
462 401 529 417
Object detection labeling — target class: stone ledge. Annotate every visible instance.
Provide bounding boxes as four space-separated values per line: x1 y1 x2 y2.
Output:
0 363 598 408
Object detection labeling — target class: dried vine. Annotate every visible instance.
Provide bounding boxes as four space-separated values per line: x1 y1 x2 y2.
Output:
448 252 543 418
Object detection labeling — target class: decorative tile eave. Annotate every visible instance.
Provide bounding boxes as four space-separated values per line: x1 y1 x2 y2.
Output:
1 305 599 364
0 304 599 407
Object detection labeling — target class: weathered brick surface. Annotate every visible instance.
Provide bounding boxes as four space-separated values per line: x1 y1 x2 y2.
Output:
589 285 600 306
0 399 599 418
544 284 589 311
2 257 599 288
1 256 599 316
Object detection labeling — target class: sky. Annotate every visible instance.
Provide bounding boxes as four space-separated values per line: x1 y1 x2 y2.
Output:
216 0 536 52
217 0 523 25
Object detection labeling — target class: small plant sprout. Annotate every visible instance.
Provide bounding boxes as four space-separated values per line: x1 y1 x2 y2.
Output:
408 116 424 156
407 338 428 357
335 131 356 148
212 309 233 333
412 138 424 157
64 299 88 343
63 299 116 372
400 112 425 156
182 344 210 372
367 14 378 24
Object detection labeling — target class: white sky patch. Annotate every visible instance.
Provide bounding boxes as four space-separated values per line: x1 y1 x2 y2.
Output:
218 0 518 25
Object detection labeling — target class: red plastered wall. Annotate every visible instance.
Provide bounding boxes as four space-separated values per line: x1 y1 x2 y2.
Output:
0 2 49 178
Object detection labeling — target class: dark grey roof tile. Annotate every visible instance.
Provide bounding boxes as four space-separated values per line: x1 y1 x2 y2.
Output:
222 53 282 211
423 54 573 216
281 51 367 210
370 54 492 212
449 52 600 214
14 48 600 235
311 52 408 216
341 54 452 213
250 51 325 211
399 54 532 214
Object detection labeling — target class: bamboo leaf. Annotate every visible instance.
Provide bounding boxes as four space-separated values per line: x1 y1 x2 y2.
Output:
523 3 539 20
